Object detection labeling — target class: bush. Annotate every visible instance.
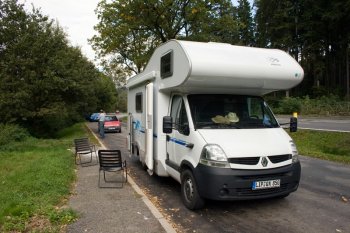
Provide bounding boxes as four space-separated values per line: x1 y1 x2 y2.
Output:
274 97 302 114
0 124 29 146
301 95 349 115
269 95 350 116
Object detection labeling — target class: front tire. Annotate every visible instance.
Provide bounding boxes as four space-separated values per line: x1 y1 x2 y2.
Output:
181 169 205 210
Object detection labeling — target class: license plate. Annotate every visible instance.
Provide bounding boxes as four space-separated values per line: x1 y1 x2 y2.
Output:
108 127 115 130
252 179 280 190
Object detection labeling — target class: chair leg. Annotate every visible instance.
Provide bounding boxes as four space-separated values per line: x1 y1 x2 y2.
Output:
88 152 92 163
79 152 95 167
98 170 101 188
94 151 99 164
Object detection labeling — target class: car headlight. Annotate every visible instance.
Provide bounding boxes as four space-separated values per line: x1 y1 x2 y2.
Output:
199 144 230 168
290 140 299 163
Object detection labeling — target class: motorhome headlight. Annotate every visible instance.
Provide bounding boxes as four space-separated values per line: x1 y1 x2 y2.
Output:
290 140 299 163
199 144 230 168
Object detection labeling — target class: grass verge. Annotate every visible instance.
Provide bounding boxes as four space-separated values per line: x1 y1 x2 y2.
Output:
0 123 90 232
288 129 350 164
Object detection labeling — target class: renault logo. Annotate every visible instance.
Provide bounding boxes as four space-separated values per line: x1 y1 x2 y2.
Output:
261 157 268 167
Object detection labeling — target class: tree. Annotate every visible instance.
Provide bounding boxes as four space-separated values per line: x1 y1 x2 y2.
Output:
0 0 117 137
236 0 255 46
254 0 350 97
91 0 240 76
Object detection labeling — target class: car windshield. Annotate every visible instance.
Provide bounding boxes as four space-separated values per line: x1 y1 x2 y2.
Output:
187 94 279 129
105 116 118 121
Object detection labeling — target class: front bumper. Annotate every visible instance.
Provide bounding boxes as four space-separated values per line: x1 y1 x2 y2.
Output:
193 162 301 200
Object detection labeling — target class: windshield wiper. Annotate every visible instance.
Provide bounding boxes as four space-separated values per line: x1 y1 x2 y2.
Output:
226 124 241 129
263 124 278 128
240 122 278 128
196 122 217 128
196 122 241 129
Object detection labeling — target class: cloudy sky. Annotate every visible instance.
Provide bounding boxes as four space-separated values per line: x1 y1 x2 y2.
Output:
20 1 253 63
22 0 101 62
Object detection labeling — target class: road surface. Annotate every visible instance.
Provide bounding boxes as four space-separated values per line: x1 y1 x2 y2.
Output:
276 116 350 132
89 122 350 233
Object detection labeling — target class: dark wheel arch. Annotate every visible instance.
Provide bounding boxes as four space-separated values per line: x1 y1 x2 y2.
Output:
180 169 205 210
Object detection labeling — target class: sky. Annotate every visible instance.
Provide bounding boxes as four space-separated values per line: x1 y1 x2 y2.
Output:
21 0 101 62
19 0 255 64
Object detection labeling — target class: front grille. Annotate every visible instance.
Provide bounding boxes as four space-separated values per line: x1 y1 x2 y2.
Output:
235 183 289 196
239 171 291 180
228 157 260 165
268 154 292 163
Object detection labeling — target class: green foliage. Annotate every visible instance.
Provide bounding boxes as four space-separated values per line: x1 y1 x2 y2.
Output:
55 122 88 139
236 0 255 46
115 88 127 112
269 95 350 115
288 130 350 164
0 124 29 146
275 97 302 114
91 0 241 75
254 0 350 96
91 0 350 97
300 95 350 115
47 207 78 225
94 74 118 113
0 0 117 137
0 123 90 232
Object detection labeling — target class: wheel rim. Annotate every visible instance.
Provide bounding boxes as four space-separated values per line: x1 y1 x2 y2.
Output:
184 177 194 202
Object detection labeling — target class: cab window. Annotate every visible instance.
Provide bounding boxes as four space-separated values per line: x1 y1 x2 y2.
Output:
170 95 189 135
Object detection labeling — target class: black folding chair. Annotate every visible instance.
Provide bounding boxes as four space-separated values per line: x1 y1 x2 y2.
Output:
74 138 98 166
98 150 127 188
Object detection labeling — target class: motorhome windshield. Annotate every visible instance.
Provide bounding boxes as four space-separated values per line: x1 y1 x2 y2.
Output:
187 94 279 129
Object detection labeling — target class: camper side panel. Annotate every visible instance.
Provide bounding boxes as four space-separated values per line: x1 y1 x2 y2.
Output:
153 84 171 176
128 86 146 162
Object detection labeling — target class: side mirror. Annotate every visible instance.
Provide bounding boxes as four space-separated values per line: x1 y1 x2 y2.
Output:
290 117 298 132
163 116 173 134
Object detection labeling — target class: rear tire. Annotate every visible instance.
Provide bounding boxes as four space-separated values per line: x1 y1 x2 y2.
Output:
181 169 205 210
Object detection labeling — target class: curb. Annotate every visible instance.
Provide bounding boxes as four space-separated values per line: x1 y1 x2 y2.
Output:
128 175 177 233
88 124 177 233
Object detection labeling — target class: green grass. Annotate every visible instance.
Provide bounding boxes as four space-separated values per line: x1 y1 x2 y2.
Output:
0 123 91 232
288 129 350 164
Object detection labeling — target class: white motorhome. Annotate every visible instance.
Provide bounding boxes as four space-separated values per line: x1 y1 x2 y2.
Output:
126 40 304 210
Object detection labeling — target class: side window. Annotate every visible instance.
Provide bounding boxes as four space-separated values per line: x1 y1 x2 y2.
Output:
178 101 189 135
247 97 263 119
161 51 173 78
170 95 189 136
170 95 182 125
136 93 142 113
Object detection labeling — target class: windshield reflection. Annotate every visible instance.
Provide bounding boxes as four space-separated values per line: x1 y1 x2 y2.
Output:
187 94 279 129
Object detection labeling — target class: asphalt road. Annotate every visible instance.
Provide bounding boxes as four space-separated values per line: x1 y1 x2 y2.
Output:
88 122 350 233
276 116 350 132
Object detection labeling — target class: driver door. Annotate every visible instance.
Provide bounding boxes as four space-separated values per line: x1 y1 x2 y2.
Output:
166 95 190 169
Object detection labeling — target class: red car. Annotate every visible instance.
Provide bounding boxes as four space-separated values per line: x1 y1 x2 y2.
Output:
103 114 121 133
